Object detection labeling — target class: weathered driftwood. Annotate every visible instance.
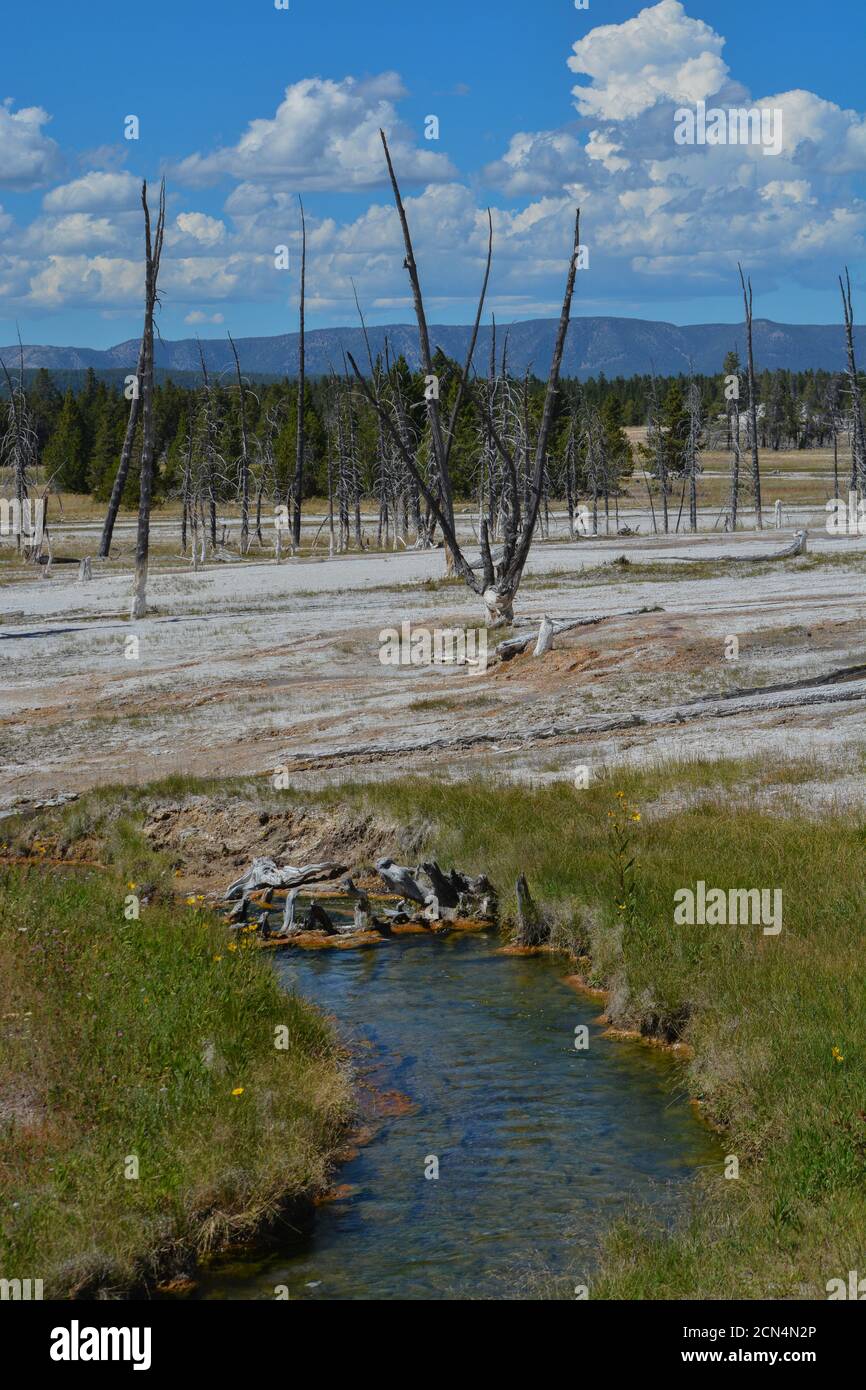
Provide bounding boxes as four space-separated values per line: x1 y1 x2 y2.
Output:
375 857 430 905
418 860 460 907
514 874 550 948
376 856 497 924
281 886 301 934
224 857 346 901
227 895 250 924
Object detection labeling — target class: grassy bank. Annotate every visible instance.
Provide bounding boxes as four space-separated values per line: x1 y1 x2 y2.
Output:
337 759 865 1299
0 817 351 1298
3 759 864 1300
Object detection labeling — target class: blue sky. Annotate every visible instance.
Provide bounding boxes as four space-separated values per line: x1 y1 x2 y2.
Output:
1 0 864 346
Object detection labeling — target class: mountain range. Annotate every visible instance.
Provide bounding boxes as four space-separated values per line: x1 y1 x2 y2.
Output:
2 316 863 382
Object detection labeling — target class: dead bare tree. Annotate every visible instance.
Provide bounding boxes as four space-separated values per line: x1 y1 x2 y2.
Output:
0 339 41 555
291 197 306 551
686 378 703 532
196 344 219 549
738 263 763 529
823 375 843 501
98 339 145 558
228 332 252 554
840 267 865 496
256 399 284 549
130 178 166 621
348 129 579 624
727 363 742 531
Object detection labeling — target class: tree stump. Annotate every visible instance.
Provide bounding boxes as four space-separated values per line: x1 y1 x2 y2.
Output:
306 900 338 934
515 874 549 947
533 615 555 657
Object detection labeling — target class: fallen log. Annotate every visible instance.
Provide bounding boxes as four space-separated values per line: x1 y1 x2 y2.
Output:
694 662 866 704
751 528 808 560
279 678 866 773
497 606 663 662
675 529 810 564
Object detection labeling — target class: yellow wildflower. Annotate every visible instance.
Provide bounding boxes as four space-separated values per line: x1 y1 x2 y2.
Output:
231 1087 244 1098
832 1046 845 1064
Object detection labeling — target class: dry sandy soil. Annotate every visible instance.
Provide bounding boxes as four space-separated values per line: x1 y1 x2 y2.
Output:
1 492 864 818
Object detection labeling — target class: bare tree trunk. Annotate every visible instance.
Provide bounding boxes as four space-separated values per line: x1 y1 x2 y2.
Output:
197 345 218 549
181 416 192 553
739 264 763 529
130 180 166 620
687 379 701 532
99 339 145 557
729 399 741 530
228 332 250 554
291 198 306 550
327 447 335 556
840 268 865 496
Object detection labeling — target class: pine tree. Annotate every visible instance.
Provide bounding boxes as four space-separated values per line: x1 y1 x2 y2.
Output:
89 397 127 501
42 388 87 492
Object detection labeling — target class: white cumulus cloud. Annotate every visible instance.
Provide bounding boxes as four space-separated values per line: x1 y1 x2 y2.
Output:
0 100 64 189
568 0 729 120
172 73 455 191
43 170 141 212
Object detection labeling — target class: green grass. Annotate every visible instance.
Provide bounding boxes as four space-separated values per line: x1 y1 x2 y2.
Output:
0 827 351 1297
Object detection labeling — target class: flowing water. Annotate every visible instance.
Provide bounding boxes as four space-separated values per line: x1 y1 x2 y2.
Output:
200 928 718 1300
